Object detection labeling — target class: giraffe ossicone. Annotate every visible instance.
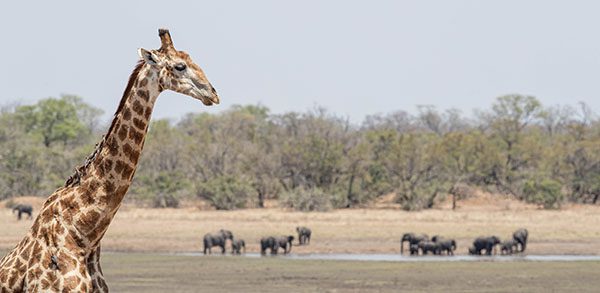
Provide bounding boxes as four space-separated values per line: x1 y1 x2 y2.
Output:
0 28 219 292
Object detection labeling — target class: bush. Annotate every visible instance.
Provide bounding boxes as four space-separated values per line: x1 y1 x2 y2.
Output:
4 198 16 209
198 176 253 210
279 187 332 211
152 193 180 208
523 179 564 209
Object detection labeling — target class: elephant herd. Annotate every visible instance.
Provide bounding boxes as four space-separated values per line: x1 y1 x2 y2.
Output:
468 228 529 256
401 228 529 256
401 233 457 256
202 226 527 257
202 226 312 256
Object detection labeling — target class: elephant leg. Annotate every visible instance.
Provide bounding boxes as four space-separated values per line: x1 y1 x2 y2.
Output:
221 245 226 254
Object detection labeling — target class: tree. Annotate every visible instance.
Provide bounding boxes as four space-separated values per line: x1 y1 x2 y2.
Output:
15 95 101 147
482 95 543 196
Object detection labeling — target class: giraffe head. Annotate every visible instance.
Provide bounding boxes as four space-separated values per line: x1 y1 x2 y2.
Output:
138 28 220 106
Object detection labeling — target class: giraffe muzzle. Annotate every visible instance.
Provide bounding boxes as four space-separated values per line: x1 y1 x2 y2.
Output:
192 80 220 105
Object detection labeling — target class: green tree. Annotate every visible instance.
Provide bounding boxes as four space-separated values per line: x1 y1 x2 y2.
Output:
15 95 101 147
481 95 543 196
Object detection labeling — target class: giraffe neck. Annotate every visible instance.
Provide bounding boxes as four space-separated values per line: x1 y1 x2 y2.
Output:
65 62 161 250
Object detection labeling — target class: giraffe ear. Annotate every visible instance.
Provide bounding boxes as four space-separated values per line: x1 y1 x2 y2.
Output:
138 48 161 66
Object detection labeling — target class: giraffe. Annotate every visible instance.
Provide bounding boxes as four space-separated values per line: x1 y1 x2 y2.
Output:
0 28 220 292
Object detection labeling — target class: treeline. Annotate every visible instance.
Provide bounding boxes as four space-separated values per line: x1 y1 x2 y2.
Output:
0 94 599 210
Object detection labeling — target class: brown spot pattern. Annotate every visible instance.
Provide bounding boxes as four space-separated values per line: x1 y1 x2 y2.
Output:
122 143 140 165
118 124 128 141
114 160 127 174
123 108 132 121
76 210 100 231
108 138 119 156
103 181 115 194
133 118 146 130
121 164 134 180
132 100 144 116
129 129 144 144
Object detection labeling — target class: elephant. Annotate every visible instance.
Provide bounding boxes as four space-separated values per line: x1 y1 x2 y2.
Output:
296 226 312 245
276 235 294 254
513 228 529 252
12 204 33 220
400 233 429 254
260 236 280 255
409 244 419 255
471 236 501 255
418 241 441 255
431 235 456 255
231 238 246 254
500 239 519 255
203 229 234 255
468 246 477 255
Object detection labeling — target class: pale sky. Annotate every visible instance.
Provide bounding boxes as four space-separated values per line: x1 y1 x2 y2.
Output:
1 1 599 123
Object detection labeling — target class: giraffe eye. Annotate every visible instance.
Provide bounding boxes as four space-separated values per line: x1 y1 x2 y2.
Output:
174 63 187 71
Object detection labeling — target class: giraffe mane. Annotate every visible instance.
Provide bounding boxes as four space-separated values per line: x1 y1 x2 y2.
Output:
64 60 146 187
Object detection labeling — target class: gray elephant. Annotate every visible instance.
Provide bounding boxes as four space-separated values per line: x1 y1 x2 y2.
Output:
431 235 457 255
500 239 519 255
418 241 441 255
231 238 246 254
513 228 529 252
260 236 280 255
12 204 33 220
276 235 294 254
470 236 501 255
468 246 477 255
296 226 312 245
409 244 419 255
203 229 234 255
431 235 443 242
400 233 429 254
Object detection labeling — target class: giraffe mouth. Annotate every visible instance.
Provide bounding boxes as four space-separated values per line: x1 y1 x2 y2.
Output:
192 80 220 105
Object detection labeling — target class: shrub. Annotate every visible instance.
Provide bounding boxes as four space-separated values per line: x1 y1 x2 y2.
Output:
523 179 564 209
279 187 332 212
198 176 253 210
4 198 16 209
152 193 180 208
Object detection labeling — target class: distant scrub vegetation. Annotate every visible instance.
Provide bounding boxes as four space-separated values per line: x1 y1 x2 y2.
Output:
0 94 599 211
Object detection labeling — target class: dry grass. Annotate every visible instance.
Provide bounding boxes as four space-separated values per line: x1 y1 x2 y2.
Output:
2 195 600 255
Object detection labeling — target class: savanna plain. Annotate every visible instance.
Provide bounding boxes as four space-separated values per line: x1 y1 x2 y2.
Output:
2 195 600 292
